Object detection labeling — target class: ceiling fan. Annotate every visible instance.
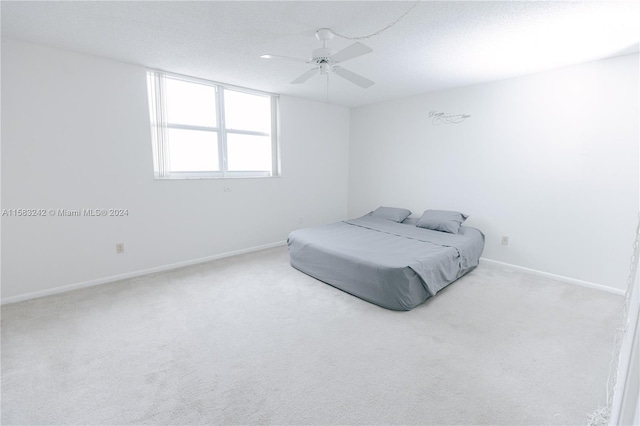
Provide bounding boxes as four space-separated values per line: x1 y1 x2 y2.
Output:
261 28 375 89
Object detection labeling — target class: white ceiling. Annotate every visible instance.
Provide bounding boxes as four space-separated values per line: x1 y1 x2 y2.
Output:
2 1 639 107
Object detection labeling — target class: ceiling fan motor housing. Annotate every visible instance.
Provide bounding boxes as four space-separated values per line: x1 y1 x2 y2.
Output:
312 47 337 63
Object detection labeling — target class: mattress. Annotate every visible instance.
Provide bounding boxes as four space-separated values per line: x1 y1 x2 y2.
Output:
287 215 485 311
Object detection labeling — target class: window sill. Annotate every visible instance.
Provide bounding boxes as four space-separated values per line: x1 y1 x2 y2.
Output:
153 175 281 180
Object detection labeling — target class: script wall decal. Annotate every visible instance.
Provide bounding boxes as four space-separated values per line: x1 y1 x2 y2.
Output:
429 110 471 125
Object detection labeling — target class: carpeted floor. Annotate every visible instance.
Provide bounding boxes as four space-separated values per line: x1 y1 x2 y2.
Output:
1 246 622 425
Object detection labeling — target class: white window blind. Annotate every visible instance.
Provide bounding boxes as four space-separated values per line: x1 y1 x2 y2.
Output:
146 70 279 179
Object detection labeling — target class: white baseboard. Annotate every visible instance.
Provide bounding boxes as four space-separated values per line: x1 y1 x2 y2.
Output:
480 257 625 296
1 241 287 305
3 247 622 305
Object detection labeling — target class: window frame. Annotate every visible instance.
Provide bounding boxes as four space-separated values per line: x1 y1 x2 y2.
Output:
147 70 280 179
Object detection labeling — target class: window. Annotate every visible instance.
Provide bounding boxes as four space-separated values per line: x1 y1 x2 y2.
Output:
146 70 279 178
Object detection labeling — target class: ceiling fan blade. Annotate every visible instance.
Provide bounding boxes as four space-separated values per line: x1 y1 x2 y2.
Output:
291 67 319 84
331 42 373 63
261 54 310 63
333 66 374 89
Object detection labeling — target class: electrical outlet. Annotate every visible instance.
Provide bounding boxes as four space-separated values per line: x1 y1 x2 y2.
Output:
116 243 125 254
223 186 232 192
299 217 304 224
501 236 509 246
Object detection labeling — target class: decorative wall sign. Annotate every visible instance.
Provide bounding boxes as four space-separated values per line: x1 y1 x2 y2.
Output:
429 110 470 125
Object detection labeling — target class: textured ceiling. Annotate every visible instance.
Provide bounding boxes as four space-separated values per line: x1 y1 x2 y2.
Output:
2 1 639 107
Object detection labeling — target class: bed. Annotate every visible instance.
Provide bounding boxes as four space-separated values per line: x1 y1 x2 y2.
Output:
287 207 485 311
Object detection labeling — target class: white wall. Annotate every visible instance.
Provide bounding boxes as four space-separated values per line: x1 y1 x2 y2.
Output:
1 38 350 301
349 53 639 291
2 38 638 300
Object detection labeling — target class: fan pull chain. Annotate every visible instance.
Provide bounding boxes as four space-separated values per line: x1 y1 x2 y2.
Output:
326 73 330 103
330 2 419 40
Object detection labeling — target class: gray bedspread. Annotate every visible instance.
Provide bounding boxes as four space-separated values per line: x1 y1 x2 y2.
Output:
287 215 485 311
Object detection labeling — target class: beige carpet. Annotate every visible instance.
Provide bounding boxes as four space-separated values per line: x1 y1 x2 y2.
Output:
1 246 622 425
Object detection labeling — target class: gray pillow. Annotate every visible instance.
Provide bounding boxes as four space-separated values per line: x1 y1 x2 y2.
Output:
401 217 419 226
370 206 412 223
417 209 468 234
